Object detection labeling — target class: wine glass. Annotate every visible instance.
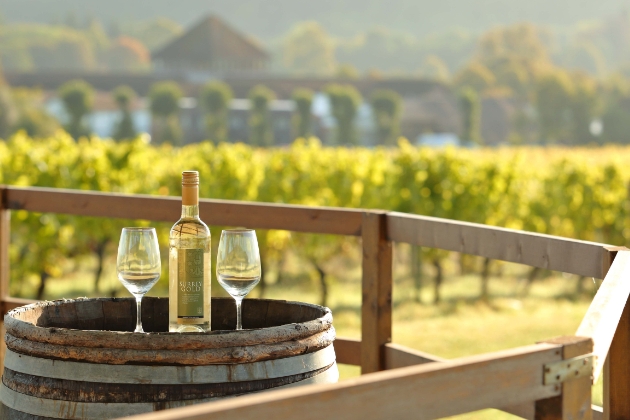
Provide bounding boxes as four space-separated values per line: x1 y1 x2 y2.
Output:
117 227 161 333
216 229 261 330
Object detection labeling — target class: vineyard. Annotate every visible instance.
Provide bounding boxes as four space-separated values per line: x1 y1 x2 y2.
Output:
1 131 629 305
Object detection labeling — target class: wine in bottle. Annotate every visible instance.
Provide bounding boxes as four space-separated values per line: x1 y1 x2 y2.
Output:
168 171 211 332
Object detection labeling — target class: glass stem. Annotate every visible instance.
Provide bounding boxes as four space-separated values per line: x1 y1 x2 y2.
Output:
235 298 243 330
135 296 144 333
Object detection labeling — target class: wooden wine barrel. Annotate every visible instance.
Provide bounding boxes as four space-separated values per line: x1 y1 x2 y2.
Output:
0 297 338 419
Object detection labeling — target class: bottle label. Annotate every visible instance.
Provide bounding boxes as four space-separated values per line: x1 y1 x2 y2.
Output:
177 249 204 319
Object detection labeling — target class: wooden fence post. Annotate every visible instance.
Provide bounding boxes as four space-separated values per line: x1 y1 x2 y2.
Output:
535 336 593 420
0 186 9 309
596 247 629 420
0 186 10 370
604 287 630 419
361 211 392 374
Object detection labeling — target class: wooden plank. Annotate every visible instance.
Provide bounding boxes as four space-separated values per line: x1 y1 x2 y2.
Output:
500 402 535 419
333 338 361 366
600 246 625 279
576 249 630 382
0 188 9 311
535 336 593 420
361 212 392 374
383 342 446 368
0 186 10 372
5 186 363 236
382 342 535 419
387 212 613 279
119 343 562 420
592 405 603 420
604 284 630 420
2 297 37 313
603 356 610 420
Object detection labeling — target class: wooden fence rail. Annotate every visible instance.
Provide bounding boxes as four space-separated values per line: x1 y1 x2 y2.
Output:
387 212 615 279
122 342 576 420
0 185 627 419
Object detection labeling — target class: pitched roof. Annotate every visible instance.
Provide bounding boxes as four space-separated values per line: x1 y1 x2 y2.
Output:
152 15 268 65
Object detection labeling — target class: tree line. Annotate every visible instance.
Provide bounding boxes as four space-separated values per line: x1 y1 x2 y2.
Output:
0 76 413 147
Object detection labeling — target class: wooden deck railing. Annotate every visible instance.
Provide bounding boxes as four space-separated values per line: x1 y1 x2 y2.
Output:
0 185 628 420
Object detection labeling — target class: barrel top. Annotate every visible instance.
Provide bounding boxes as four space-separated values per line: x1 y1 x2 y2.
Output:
5 297 333 352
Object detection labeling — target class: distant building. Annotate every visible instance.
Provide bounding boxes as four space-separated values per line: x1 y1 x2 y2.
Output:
152 15 269 81
180 98 326 145
401 88 461 141
416 133 461 147
44 91 150 138
480 96 517 146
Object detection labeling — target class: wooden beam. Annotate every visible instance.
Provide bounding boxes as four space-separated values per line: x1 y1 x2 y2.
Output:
604 284 630 420
333 338 361 366
4 186 363 236
592 405 603 420
383 342 446 368
535 336 593 420
118 343 562 420
382 342 536 420
387 212 613 279
576 249 630 382
0 187 9 313
2 297 37 313
361 212 392 374
0 186 9 372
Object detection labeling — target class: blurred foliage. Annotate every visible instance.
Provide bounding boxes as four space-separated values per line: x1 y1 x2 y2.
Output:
601 74 630 144
58 79 94 139
458 88 481 145
0 85 17 139
104 36 150 71
2 135 630 301
119 17 182 52
0 17 178 72
336 63 360 79
370 89 402 146
292 88 314 139
335 27 474 75
455 62 496 92
113 85 137 140
418 55 451 81
282 21 336 75
0 24 97 71
200 81 233 143
534 69 602 145
149 81 183 145
11 88 61 137
325 84 362 146
248 85 276 147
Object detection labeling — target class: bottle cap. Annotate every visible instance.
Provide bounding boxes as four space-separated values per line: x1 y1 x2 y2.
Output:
182 171 199 186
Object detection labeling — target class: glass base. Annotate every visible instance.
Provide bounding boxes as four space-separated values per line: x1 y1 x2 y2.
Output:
172 324 206 333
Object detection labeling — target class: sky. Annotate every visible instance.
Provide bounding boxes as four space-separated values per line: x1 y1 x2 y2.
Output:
1 0 629 39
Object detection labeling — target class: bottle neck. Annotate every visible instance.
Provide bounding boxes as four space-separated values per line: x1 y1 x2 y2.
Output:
181 185 199 219
181 204 200 219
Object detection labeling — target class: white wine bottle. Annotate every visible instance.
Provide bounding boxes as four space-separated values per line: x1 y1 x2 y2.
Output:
168 171 211 332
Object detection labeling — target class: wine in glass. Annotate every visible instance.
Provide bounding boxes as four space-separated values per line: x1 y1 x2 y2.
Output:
216 229 261 330
117 227 161 333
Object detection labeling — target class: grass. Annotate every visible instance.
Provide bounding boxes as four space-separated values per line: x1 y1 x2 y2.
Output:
15 247 603 419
